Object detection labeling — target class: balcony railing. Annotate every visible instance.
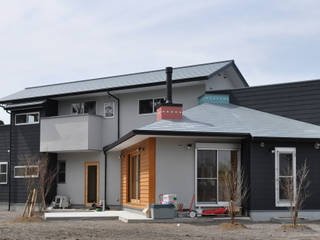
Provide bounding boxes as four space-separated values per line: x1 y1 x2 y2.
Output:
40 114 103 152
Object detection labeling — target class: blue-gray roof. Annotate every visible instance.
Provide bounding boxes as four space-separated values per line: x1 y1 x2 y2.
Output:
0 60 236 102
138 103 320 139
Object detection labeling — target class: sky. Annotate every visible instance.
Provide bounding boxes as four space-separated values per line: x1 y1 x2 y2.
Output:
0 0 320 123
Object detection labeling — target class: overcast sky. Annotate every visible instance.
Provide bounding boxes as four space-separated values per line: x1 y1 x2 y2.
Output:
0 0 319 123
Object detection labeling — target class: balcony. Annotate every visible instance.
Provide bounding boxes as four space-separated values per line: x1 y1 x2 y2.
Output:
40 114 103 152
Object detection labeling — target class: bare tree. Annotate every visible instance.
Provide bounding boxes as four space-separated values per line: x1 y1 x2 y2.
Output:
22 154 57 213
223 169 248 224
281 160 310 227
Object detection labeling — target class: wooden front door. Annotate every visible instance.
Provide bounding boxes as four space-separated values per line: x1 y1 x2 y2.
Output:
84 162 99 206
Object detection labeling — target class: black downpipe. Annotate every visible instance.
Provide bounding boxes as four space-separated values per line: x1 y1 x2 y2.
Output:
0 105 12 211
104 92 120 207
8 113 12 211
165 67 173 104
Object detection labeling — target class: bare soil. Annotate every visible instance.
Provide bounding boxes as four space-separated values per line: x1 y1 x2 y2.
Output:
1 211 320 240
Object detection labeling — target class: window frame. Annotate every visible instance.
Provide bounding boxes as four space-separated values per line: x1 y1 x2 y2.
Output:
14 165 39 178
15 112 40 126
57 160 66 184
70 101 97 115
138 97 165 115
195 143 241 207
0 162 8 184
275 147 296 207
104 102 115 118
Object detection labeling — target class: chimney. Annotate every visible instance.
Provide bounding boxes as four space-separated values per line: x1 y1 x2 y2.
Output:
156 66 183 120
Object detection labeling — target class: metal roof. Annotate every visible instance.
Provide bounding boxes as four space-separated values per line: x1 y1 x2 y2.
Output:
0 60 235 103
137 103 320 139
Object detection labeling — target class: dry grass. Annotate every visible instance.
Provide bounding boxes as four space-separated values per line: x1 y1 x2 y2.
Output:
218 222 248 230
278 224 315 232
11 216 43 223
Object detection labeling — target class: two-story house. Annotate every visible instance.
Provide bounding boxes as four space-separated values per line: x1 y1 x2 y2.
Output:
2 60 320 222
0 60 247 209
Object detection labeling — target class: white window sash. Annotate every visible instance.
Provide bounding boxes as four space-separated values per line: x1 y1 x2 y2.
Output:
14 165 39 178
15 112 40 125
0 162 8 184
275 147 296 207
195 143 241 207
104 102 115 118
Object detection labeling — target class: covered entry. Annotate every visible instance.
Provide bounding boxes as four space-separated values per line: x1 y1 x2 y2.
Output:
84 162 100 206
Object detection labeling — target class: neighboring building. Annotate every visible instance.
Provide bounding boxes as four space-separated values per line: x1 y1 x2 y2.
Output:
2 59 320 222
0 60 247 209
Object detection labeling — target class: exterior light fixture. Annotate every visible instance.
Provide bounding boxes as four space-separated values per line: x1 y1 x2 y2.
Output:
187 144 192 150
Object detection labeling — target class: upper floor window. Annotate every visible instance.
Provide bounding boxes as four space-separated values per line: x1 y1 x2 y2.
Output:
14 165 39 178
71 101 96 115
139 98 165 115
0 162 8 184
15 112 39 125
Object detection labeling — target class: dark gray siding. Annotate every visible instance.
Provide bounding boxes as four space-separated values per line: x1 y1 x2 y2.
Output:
0 125 10 202
208 79 320 125
0 100 59 204
250 140 320 211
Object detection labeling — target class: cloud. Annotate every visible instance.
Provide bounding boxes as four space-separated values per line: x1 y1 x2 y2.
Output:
0 0 320 123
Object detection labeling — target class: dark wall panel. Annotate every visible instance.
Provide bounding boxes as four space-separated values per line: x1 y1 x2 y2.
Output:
250 140 320 210
0 125 10 202
209 80 320 125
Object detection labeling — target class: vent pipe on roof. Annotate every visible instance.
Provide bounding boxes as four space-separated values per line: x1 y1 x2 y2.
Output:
156 67 183 120
165 67 173 104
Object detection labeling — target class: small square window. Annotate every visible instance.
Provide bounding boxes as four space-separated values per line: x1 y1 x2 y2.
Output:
104 102 115 118
15 113 39 125
139 98 165 115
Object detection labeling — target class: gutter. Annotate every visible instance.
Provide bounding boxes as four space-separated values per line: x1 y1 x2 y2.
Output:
103 91 120 208
0 104 12 211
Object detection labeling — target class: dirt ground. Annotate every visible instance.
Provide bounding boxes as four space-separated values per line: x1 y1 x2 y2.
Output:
1 211 320 240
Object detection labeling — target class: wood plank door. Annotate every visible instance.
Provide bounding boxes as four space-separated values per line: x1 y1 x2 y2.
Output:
84 162 100 206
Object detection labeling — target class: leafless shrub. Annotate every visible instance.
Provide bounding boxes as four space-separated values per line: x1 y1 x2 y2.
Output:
281 160 310 227
223 169 248 224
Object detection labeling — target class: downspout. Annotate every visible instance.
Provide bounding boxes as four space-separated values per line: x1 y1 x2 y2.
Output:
0 104 12 211
104 91 120 208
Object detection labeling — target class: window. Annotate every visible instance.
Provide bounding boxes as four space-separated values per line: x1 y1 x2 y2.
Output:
57 161 66 184
128 153 140 202
71 101 96 115
139 98 165 114
0 162 8 184
15 112 39 125
14 166 39 178
195 143 240 206
104 102 115 118
275 148 296 207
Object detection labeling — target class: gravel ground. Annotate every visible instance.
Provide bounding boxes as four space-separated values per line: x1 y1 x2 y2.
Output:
1 211 320 240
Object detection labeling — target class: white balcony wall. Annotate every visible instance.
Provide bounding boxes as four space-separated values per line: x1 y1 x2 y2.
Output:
40 114 103 152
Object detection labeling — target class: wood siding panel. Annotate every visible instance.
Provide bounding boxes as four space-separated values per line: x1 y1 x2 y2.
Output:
120 138 155 209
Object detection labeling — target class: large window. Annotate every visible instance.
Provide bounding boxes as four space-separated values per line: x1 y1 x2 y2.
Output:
71 101 96 115
14 165 39 178
15 112 39 125
0 162 8 184
57 161 66 184
139 98 165 114
275 148 296 207
196 143 240 206
128 153 140 202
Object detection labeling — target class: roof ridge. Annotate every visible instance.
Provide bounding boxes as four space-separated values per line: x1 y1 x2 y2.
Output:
26 60 233 90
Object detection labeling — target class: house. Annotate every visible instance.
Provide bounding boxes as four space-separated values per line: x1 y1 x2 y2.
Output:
0 60 247 209
1 60 320 222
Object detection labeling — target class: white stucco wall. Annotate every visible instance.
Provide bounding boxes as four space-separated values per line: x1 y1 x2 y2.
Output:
57 152 105 205
106 151 121 206
155 138 195 207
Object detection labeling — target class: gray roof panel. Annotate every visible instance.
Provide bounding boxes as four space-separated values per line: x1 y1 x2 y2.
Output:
0 60 233 102
138 103 320 139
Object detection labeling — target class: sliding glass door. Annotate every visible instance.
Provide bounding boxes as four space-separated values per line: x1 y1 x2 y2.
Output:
196 146 240 206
